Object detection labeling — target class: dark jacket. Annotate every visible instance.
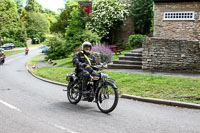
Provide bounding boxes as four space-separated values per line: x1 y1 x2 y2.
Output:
73 50 96 72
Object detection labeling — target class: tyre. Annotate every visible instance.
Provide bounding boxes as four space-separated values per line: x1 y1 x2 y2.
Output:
67 83 82 104
96 82 118 113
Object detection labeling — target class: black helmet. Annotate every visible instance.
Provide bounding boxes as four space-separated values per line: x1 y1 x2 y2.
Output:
82 41 92 51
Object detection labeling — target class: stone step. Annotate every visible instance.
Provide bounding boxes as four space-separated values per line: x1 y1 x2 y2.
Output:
119 56 142 61
131 48 143 53
112 60 142 65
124 52 142 57
131 51 142 54
108 63 142 69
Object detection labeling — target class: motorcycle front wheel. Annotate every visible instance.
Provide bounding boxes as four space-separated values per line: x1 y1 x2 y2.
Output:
96 82 118 113
67 83 82 104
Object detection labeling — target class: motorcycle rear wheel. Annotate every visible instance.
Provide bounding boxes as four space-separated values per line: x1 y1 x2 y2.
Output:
96 83 118 113
67 83 81 104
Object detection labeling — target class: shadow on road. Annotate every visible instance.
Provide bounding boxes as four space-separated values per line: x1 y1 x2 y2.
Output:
50 101 112 115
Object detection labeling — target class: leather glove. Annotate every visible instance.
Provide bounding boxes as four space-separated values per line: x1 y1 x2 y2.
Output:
79 63 87 68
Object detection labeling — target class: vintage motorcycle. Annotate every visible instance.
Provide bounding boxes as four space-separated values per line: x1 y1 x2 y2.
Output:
65 67 118 113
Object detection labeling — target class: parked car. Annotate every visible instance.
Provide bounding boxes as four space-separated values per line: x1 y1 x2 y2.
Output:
41 45 50 53
1 43 15 50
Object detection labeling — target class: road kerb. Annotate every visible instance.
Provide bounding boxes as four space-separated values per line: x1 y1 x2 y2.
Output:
26 65 67 87
121 94 200 109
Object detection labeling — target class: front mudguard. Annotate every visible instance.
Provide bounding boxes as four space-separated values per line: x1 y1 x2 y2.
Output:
105 79 117 89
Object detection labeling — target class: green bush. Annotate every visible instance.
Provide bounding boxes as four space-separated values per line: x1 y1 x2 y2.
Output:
127 34 147 48
83 30 101 44
13 41 26 47
45 35 66 60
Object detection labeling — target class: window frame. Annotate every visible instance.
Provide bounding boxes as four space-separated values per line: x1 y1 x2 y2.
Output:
163 11 195 20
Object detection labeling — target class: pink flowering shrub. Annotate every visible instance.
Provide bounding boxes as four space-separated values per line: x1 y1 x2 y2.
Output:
92 44 113 63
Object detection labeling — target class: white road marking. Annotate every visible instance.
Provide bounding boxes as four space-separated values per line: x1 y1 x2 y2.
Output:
0 99 21 112
52 123 79 133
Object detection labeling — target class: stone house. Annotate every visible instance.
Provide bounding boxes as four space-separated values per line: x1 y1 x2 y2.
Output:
153 0 200 41
141 0 200 72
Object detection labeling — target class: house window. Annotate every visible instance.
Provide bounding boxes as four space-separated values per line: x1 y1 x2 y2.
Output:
163 11 195 20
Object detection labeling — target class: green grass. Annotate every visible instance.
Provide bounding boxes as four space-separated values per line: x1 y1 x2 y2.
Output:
30 66 200 104
31 67 74 83
53 55 74 67
27 54 42 66
4 50 24 56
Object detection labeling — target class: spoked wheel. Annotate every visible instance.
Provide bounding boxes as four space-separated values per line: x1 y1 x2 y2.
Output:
96 82 118 113
67 83 82 104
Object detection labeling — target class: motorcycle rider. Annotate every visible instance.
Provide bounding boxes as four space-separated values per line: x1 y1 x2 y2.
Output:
25 46 29 55
72 41 96 94
0 49 5 64
0 49 4 56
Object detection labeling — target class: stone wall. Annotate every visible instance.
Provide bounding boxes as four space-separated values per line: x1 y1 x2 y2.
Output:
154 2 200 40
112 17 134 47
142 37 200 72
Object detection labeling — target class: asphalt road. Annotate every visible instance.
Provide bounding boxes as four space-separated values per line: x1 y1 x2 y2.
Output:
0 47 200 133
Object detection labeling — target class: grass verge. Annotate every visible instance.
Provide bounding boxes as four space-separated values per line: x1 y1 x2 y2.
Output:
27 54 42 66
5 50 24 56
50 55 73 67
30 66 200 104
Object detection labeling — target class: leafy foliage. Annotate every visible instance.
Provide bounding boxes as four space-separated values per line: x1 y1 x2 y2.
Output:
0 0 18 37
50 0 78 34
130 0 153 34
127 34 147 48
92 44 113 63
45 35 66 60
15 0 24 14
24 12 50 40
86 0 129 39
25 0 39 12
63 7 89 56
83 30 101 44
0 0 58 47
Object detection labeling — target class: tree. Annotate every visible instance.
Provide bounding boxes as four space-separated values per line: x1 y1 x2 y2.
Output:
50 0 78 35
21 0 51 41
15 0 24 14
130 0 153 35
64 7 89 56
43 8 59 28
0 0 18 38
25 12 50 40
25 0 39 12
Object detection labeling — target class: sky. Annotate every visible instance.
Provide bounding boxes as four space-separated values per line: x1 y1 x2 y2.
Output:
37 0 65 12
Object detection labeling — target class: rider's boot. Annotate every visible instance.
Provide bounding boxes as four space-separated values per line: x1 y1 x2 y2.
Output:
82 79 89 95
